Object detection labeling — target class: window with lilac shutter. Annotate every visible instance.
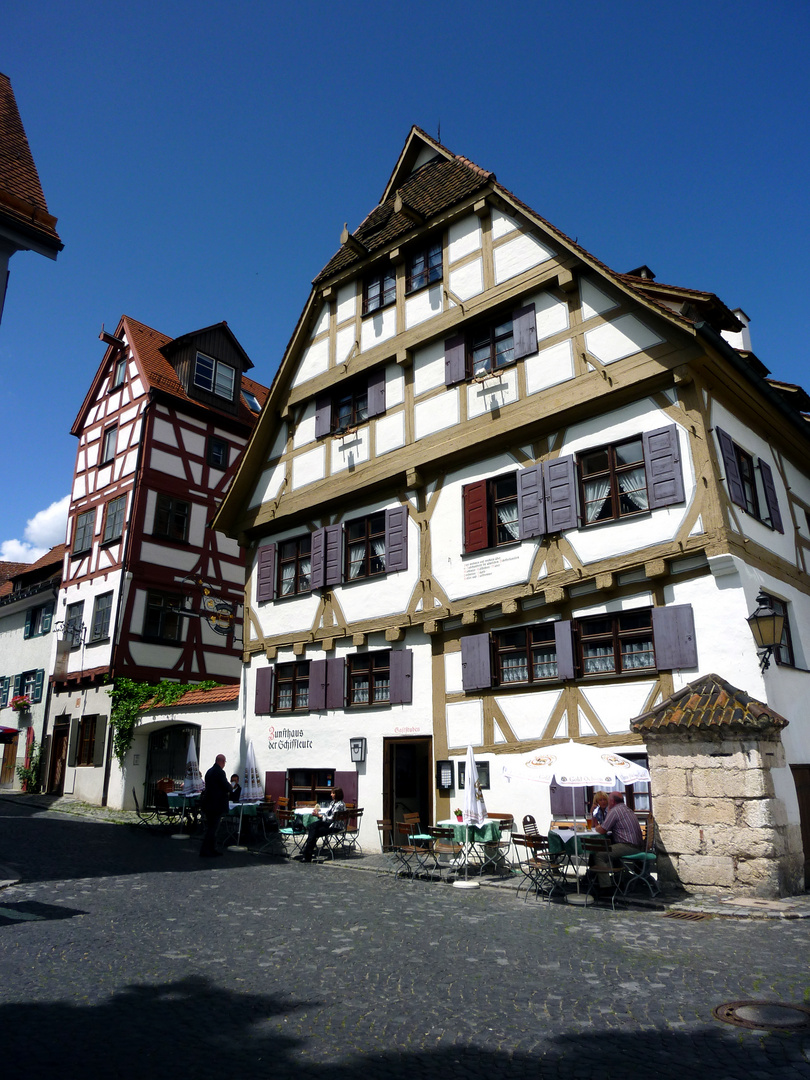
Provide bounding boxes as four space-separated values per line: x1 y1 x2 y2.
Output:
715 427 783 531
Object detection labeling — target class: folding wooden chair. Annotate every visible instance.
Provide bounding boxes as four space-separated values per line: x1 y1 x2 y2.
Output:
512 834 566 902
477 813 514 875
426 826 464 882
616 814 660 900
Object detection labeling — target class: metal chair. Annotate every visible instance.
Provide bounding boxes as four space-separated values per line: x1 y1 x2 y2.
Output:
131 787 158 830
376 818 400 876
512 834 566 902
395 819 432 879
579 835 626 907
153 788 181 826
616 814 660 900
426 825 464 882
522 814 540 838
477 813 513 875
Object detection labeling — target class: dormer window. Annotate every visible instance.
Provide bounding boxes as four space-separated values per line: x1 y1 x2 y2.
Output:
194 352 235 400
242 389 261 413
111 358 127 390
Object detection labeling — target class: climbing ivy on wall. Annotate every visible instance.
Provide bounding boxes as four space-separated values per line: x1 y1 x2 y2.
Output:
108 678 220 767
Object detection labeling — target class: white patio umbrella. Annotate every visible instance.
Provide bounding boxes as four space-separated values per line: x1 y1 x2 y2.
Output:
183 734 204 794
503 740 650 903
242 740 264 802
454 744 488 891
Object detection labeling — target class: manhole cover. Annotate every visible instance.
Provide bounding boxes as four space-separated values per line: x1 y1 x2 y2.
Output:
713 1001 810 1031
664 910 712 921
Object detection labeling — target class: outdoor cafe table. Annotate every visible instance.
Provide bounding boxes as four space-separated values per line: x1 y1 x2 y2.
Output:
166 791 202 838
438 818 502 870
548 828 601 877
293 807 320 828
220 801 263 847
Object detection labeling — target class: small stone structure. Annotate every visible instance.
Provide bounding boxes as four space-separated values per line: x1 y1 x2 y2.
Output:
631 674 804 898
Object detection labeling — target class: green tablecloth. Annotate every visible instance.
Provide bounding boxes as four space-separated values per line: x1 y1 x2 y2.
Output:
548 829 600 856
439 819 501 844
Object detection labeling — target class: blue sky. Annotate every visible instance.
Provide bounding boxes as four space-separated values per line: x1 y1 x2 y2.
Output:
2 1 808 561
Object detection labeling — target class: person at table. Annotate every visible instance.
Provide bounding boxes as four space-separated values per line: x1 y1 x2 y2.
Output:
590 791 609 827
299 787 346 863
230 774 242 803
199 754 231 858
592 791 643 890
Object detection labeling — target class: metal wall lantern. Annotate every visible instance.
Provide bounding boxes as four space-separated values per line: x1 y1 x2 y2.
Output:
349 737 367 763
746 592 785 671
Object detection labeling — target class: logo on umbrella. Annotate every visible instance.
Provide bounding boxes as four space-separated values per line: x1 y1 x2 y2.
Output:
528 754 557 767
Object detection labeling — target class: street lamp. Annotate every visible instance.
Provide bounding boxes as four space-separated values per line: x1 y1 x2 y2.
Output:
746 592 784 671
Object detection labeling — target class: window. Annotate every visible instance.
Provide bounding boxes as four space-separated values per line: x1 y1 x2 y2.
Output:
577 610 655 676
444 304 538 387
143 592 182 642
73 509 95 554
494 624 558 685
153 494 190 543
578 437 649 524
103 495 126 543
274 662 310 712
348 652 390 706
347 513 387 580
406 240 442 294
333 381 369 433
76 715 97 766
716 427 784 532
278 535 312 597
315 368 386 438
362 266 396 315
65 602 85 648
111 358 127 389
463 473 519 553
242 390 261 413
763 594 795 667
7 669 44 706
90 593 113 642
101 425 118 464
208 436 229 468
194 352 235 400
460 605 697 691
24 602 53 639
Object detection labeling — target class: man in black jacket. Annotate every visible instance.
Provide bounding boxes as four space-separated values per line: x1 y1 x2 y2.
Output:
200 754 231 857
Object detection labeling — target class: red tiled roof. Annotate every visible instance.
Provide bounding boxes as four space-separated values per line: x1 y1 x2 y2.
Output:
15 543 65 576
630 674 788 736
0 72 61 249
143 684 239 711
0 560 28 586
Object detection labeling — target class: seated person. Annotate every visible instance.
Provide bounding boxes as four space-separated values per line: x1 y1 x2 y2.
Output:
230 775 242 803
590 791 610 826
592 792 643 890
299 787 346 863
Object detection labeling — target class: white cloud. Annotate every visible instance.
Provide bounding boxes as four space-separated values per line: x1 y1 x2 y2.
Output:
1 495 70 564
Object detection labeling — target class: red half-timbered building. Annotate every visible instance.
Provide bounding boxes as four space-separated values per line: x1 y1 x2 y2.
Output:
45 315 268 806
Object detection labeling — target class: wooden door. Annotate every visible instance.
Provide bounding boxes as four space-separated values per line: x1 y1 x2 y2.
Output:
1 735 18 787
383 737 432 830
790 765 810 890
48 727 69 794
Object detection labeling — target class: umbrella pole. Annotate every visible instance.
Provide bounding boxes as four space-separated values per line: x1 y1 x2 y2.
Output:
565 785 594 906
453 822 479 890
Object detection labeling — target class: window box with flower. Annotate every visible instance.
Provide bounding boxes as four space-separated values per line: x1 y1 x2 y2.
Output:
10 694 32 714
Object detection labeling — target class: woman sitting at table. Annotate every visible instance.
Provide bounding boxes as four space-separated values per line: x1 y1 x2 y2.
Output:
299 787 346 863
590 791 609 827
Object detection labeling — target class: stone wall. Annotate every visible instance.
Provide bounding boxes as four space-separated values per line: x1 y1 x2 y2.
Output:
647 733 805 898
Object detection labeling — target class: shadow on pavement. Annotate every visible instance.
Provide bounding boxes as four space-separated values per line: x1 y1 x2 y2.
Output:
0 974 807 1080
0 801 267 884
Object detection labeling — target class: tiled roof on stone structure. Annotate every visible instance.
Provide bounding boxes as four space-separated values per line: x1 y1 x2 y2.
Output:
630 674 788 736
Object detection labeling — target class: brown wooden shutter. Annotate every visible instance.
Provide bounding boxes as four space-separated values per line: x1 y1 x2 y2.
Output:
324 524 343 586
325 657 345 710
463 480 489 552
389 649 413 704
310 528 325 589
309 659 327 710
67 719 80 769
334 771 358 804
264 770 287 804
367 368 386 418
758 460 784 532
643 424 685 508
715 427 746 508
517 464 546 539
255 667 274 715
461 633 492 691
256 544 276 603
554 621 575 680
314 394 332 438
444 333 466 386
512 303 538 360
543 456 578 532
652 604 697 670
385 506 408 572
93 716 107 768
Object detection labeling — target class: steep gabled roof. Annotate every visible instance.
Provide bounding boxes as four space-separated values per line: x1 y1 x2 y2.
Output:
630 673 788 736
0 71 61 254
71 315 269 435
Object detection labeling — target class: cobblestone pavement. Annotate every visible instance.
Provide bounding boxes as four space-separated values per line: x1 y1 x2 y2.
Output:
1 797 809 1080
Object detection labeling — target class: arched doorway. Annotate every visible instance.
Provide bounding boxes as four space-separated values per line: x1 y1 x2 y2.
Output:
144 724 200 808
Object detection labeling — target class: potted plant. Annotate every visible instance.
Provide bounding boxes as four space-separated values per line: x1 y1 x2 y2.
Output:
454 807 463 821
10 694 31 714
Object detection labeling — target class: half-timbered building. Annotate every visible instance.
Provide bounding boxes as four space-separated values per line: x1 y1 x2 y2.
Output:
214 128 809 892
45 316 268 806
